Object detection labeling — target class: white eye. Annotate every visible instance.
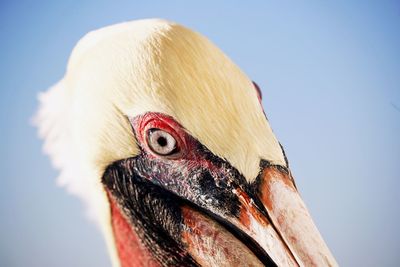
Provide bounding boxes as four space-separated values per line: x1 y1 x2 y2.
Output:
147 129 178 156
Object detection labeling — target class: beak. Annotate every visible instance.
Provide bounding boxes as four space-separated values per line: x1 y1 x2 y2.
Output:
178 163 338 267
250 164 337 266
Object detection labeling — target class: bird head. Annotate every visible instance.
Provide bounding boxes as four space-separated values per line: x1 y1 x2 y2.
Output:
37 19 337 267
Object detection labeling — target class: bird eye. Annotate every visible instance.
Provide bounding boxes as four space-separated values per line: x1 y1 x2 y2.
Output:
147 129 178 156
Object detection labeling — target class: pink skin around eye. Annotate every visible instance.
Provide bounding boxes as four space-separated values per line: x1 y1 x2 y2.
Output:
129 113 227 176
129 113 198 160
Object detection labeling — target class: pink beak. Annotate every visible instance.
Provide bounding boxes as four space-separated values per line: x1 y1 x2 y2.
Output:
252 165 338 266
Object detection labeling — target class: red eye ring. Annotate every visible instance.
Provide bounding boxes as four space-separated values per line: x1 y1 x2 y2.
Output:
130 113 188 159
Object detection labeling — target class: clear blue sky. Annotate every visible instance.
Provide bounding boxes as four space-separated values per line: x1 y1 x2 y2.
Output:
1 1 399 266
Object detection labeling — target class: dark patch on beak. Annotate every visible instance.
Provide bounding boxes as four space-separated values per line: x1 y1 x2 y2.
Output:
102 153 278 266
103 160 199 266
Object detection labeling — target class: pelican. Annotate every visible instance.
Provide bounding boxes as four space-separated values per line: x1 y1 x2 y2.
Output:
37 19 337 267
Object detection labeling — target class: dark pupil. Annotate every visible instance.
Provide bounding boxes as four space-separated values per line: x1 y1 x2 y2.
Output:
157 136 168 147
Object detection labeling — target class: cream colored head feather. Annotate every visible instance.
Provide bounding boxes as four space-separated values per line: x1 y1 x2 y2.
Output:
36 19 286 266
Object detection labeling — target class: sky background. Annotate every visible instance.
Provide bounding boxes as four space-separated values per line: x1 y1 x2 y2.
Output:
0 1 399 266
